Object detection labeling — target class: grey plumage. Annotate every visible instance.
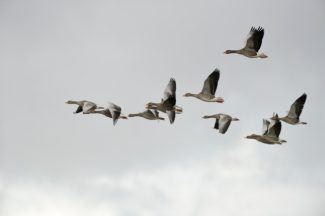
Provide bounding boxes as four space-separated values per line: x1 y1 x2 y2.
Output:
201 69 220 96
273 93 307 125
203 113 239 134
245 26 264 52
246 114 286 145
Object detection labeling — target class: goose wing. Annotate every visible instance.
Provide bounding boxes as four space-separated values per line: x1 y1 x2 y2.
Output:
163 78 176 108
83 101 97 113
262 119 270 135
214 118 219 130
218 114 231 134
144 109 156 118
201 69 220 95
244 26 264 52
266 117 282 139
74 105 83 113
166 110 175 124
287 93 307 119
108 102 122 125
153 109 160 118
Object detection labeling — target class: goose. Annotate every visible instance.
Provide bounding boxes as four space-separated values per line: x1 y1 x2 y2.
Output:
245 114 287 144
183 69 224 103
65 100 104 114
128 109 165 120
146 78 182 124
224 26 267 58
90 102 127 125
271 93 307 125
202 113 239 134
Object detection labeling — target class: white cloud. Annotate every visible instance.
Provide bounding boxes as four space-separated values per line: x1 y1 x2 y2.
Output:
2 143 324 216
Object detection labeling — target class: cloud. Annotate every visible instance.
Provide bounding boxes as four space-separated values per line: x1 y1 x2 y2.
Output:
2 143 324 216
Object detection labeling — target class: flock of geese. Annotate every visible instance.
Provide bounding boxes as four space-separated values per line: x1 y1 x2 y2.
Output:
66 26 307 145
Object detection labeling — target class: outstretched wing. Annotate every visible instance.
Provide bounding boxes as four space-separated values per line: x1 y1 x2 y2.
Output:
287 93 307 119
244 26 264 52
163 78 176 108
83 101 97 113
166 110 176 124
218 115 231 134
214 118 219 130
201 69 220 95
266 116 282 138
108 102 122 125
153 109 160 118
74 105 83 113
262 119 270 135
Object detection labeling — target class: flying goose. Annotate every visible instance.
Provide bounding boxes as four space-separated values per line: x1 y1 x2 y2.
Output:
183 69 224 103
202 113 239 134
90 102 127 125
128 109 165 120
146 78 182 124
271 93 307 125
224 26 267 58
65 100 104 114
245 114 286 144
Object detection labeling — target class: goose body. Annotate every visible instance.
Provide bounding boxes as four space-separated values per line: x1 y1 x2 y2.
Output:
128 109 164 120
90 102 127 125
224 26 267 58
146 78 182 124
183 69 224 103
203 113 239 134
65 100 103 114
272 93 307 125
246 115 287 145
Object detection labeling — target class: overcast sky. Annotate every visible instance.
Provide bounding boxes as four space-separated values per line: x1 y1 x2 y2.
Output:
1 0 325 215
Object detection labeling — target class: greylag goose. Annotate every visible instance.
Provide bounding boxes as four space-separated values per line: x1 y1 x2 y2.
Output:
202 113 239 134
90 102 127 125
145 78 182 124
224 26 267 58
128 109 164 120
271 93 307 125
65 100 104 114
183 69 224 103
245 114 287 144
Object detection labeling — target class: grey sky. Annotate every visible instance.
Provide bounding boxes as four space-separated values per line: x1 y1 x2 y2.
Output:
1 0 325 215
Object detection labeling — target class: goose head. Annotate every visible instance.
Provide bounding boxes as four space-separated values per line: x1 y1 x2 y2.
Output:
245 134 259 139
183 93 195 97
232 117 240 121
224 50 236 54
65 100 76 104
